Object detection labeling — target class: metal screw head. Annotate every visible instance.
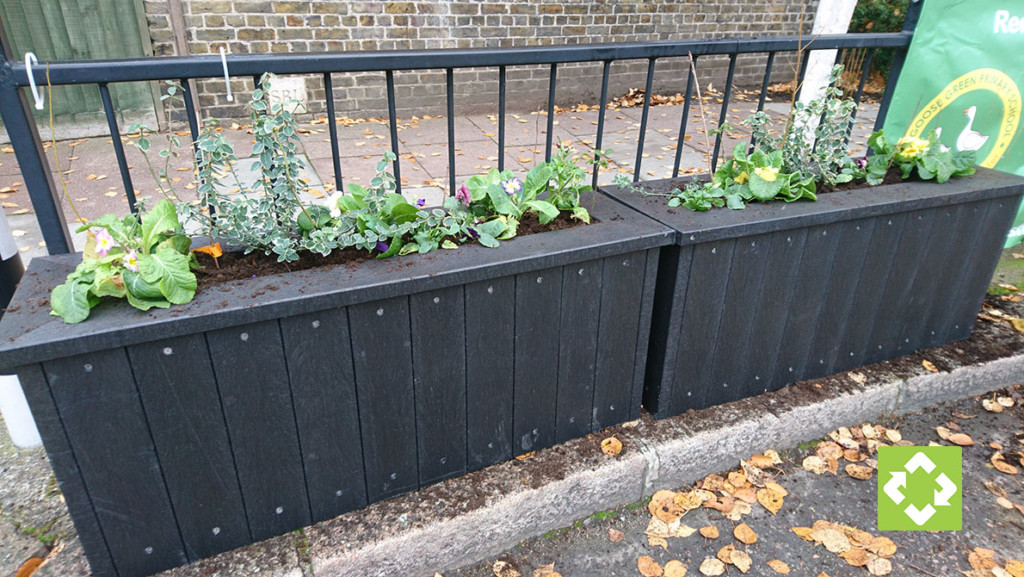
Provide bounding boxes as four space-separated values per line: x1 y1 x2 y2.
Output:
433 296 440 304
690 234 696 241
163 347 173 356
578 268 584 275
711 247 716 254
487 285 494 294
390 473 397 480
275 507 283 514
212 527 221 536
377 307 384 316
83 364 93 372
144 547 153 555
335 490 343 497
440 457 447 464
240 332 249 342
311 320 320 329
536 276 543 284
622 259 630 266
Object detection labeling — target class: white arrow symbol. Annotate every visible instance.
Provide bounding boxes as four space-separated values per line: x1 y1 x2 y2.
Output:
884 471 907 504
905 452 936 474
905 503 936 526
934 473 957 506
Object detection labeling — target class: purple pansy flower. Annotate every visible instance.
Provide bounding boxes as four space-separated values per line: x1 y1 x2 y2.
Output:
455 184 471 206
501 177 522 196
375 241 390 253
856 156 868 170
416 198 426 207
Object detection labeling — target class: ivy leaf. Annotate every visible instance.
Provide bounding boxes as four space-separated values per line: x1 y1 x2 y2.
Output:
138 249 197 305
524 199 559 224
141 199 179 253
50 280 92 324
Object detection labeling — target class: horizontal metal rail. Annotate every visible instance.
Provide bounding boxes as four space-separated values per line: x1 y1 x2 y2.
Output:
0 31 913 256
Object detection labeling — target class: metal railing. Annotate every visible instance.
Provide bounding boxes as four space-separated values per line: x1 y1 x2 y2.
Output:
0 21 919 257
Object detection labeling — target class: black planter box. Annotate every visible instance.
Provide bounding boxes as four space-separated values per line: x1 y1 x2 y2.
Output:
601 168 1024 419
0 193 672 577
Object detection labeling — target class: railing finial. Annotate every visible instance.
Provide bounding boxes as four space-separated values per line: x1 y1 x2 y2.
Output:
24 52 43 110
219 47 233 102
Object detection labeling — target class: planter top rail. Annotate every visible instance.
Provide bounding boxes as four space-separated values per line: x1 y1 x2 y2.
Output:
0 24 917 256
0 192 673 371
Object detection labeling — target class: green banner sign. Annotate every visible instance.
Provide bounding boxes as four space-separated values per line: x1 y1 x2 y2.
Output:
883 0 1024 246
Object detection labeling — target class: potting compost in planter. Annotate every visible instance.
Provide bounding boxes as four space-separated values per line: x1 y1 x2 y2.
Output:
601 167 1024 419
0 192 672 576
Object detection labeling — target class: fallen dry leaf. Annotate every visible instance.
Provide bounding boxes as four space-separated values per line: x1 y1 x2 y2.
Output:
997 496 1015 509
734 523 757 544
648 535 669 551
1011 319 1024 333
802 455 827 474
638 555 663 577
922 359 938 372
984 481 1010 499
948 432 975 446
839 547 870 567
16 558 43 577
766 559 791 574
699 558 725 576
866 556 892 576
757 488 785 514
730 549 752 573
493 560 521 577
849 371 867 384
984 398 1006 413
810 528 851 554
699 525 719 539
1006 560 1024 577
601 436 623 456
609 528 625 542
664 559 687 577
936 426 952 440
846 464 873 480
992 452 1019 475
649 490 684 524
532 563 562 577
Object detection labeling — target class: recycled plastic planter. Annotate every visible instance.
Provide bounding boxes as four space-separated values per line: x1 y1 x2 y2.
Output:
0 192 672 577
601 167 1024 419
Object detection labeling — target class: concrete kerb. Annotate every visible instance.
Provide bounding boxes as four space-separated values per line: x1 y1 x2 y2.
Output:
294 351 1023 577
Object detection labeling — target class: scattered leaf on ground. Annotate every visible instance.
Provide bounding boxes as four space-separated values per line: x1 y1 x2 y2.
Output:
664 559 687 577
766 559 790 574
757 487 785 514
984 398 1006 413
493 560 521 577
734 523 757 544
1006 560 1024 577
948 432 975 446
700 525 719 539
649 490 684 524
803 455 827 474
866 556 892 576
601 436 623 456
730 549 752 573
922 359 938 372
648 535 669 551
699 557 726 576
16 559 43 577
638 555 663 576
532 563 562 577
992 452 1019 475
810 528 852 553
846 464 873 480
609 528 625 542
849 371 866 384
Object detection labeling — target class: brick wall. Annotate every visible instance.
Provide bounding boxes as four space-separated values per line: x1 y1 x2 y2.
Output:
144 0 819 119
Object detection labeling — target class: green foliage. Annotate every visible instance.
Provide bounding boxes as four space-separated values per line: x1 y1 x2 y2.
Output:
866 130 976 184
849 0 908 78
50 199 196 323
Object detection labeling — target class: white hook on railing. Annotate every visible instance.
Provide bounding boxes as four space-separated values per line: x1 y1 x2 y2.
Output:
220 47 233 102
24 52 44 110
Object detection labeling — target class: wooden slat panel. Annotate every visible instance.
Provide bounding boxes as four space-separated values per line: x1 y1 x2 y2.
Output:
629 248 660 420
671 238 735 413
594 251 647 428
703 233 772 407
807 218 877 378
514 267 561 453
17 365 117 576
771 223 844 389
465 277 514 470
128 335 250 561
737 230 807 397
833 213 908 373
864 209 936 365
280 309 367 524
411 287 467 485
44 349 187 575
643 245 694 418
348 297 418 501
207 321 311 541
921 201 995 348
894 204 972 356
555 259 602 443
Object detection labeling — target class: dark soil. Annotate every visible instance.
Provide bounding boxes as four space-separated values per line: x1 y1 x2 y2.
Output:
635 165 916 197
193 212 587 287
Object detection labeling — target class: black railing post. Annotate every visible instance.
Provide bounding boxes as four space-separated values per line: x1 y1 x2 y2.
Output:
0 66 73 254
874 0 925 131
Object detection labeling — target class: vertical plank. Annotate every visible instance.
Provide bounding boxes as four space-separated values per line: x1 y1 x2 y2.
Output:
864 209 936 365
807 218 877 378
17 365 117 577
643 245 693 418
207 321 311 541
555 259 602 443
941 196 1023 343
894 204 971 356
593 251 648 428
921 201 1000 347
771 223 844 390
629 248 660 421
465 277 515 470
280 309 367 524
670 238 736 413
514 267 562 453
834 213 908 373
703 232 772 408
736 229 807 399
348 297 418 502
44 349 187 576
410 286 467 485
128 335 250 561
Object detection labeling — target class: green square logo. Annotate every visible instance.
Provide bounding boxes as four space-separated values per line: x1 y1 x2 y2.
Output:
877 446 962 531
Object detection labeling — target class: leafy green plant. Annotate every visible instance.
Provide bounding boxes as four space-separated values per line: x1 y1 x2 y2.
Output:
864 130 976 184
50 199 197 323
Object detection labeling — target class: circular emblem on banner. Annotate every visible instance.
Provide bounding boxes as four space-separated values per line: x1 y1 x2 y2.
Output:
905 68 1021 168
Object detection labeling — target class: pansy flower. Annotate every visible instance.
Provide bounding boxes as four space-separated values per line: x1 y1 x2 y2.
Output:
456 184 471 206
501 177 522 195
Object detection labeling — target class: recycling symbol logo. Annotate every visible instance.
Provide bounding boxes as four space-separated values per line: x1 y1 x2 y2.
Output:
877 446 962 531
